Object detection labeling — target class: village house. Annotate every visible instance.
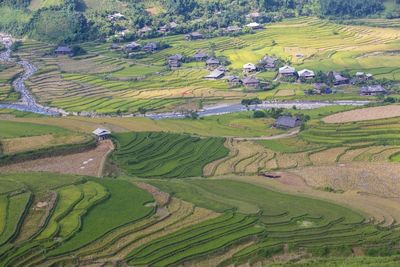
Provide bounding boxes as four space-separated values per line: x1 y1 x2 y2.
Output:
259 55 277 69
167 54 184 69
274 116 302 129
139 26 152 35
124 42 141 52
359 85 387 96
206 58 220 69
330 72 349 85
246 12 261 20
168 60 180 69
157 25 169 34
193 52 209 61
54 46 73 56
170 22 178 29
110 43 121 50
185 32 204 40
92 128 111 141
107 12 125 22
225 25 242 33
246 22 264 30
226 76 241 87
356 72 373 81
143 42 158 53
242 76 260 88
298 69 315 79
243 63 257 73
204 68 225 80
279 65 296 77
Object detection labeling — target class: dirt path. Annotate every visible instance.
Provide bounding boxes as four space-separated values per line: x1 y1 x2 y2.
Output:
233 128 300 141
97 140 115 177
0 140 114 177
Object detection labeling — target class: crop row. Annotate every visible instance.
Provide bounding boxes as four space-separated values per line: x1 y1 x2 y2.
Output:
112 132 229 178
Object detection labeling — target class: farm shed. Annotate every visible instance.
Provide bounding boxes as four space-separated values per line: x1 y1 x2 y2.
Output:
204 69 225 80
298 69 315 79
107 12 125 21
242 76 259 88
92 128 111 141
54 46 73 56
279 65 296 76
243 63 257 73
274 116 302 129
359 85 387 96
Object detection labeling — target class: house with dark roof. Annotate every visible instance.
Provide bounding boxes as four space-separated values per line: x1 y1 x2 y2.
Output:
242 76 259 88
124 42 141 52
185 32 204 40
225 25 242 33
193 52 209 61
110 43 121 50
143 42 158 52
168 54 184 61
167 54 184 69
330 72 349 85
274 116 301 129
226 76 241 87
206 58 220 69
259 55 277 69
204 69 225 80
359 85 387 96
139 26 152 34
55 46 73 56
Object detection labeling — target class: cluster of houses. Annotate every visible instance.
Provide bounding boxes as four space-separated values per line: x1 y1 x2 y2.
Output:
112 41 161 53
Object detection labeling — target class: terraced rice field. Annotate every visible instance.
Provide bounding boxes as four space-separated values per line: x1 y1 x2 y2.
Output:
112 132 229 178
14 18 400 114
323 104 400 123
150 178 400 265
0 173 154 266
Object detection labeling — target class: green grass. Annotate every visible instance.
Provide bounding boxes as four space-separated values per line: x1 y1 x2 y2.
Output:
147 178 400 265
301 117 400 145
48 179 154 256
126 212 263 266
112 132 229 178
0 192 31 246
0 120 70 139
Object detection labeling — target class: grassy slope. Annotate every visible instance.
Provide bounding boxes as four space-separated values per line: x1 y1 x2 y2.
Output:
112 132 229 178
0 120 70 139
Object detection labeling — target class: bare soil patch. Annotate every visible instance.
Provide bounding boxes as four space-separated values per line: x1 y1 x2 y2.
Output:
0 140 114 177
323 105 400 123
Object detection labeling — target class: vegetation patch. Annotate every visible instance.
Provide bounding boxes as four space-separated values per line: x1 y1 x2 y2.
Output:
112 132 229 178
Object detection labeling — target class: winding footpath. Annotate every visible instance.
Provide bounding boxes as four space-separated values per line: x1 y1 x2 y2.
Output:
0 34 62 116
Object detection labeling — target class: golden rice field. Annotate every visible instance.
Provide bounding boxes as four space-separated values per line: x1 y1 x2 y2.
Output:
12 17 400 114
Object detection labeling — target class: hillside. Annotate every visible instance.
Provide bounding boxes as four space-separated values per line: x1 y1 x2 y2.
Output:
0 0 399 43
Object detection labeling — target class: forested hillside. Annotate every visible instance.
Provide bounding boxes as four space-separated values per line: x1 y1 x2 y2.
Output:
0 0 398 43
